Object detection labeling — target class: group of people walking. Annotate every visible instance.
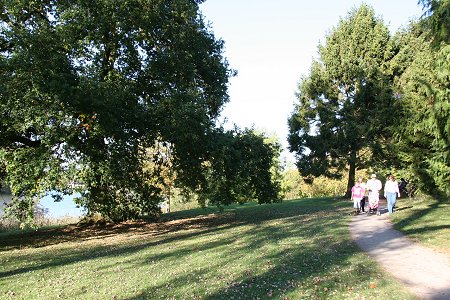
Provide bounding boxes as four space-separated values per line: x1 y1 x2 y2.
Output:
351 174 401 215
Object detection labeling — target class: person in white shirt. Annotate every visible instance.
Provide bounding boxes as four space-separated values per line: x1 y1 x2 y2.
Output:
384 174 400 214
366 174 382 211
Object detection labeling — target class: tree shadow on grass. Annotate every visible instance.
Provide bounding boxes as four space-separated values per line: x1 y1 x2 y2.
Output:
131 203 391 298
0 198 334 277
0 217 246 278
393 206 413 212
399 224 450 236
123 209 402 299
392 195 449 238
0 211 242 251
0 197 337 251
124 243 365 300
1 197 416 299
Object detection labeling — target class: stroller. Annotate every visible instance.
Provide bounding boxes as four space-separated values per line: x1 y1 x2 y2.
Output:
367 191 380 215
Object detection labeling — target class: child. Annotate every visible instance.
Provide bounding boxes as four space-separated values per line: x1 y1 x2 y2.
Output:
351 181 365 215
358 177 366 212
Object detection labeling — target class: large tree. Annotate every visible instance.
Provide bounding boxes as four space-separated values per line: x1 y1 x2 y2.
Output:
0 0 237 222
288 4 397 196
1 0 282 224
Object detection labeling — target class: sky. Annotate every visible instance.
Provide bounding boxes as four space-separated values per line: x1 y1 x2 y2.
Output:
199 0 424 162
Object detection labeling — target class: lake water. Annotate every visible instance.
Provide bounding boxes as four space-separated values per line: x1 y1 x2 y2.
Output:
0 190 84 218
39 193 85 218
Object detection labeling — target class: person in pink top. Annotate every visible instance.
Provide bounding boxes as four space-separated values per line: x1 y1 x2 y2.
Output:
351 181 365 215
357 177 367 212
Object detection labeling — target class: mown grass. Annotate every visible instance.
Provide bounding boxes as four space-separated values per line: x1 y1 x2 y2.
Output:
0 198 417 299
389 194 450 254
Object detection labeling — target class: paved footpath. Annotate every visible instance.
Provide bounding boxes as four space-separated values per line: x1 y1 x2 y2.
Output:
349 200 450 300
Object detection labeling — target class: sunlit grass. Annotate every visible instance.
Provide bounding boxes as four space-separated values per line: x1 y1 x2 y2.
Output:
389 194 450 254
0 198 417 299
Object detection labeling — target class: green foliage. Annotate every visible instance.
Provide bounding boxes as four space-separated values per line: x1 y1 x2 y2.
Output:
197 128 282 207
281 167 347 199
419 0 450 45
289 2 449 198
0 0 212 222
144 128 283 212
0 0 282 223
288 4 396 196
389 23 450 196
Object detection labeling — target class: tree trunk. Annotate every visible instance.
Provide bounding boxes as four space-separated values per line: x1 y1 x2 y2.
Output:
345 150 357 198
167 186 171 213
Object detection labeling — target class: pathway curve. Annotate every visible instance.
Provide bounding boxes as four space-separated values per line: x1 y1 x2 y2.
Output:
349 199 450 300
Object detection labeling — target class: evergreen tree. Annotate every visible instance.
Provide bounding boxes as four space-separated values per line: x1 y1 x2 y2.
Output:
288 4 396 196
389 21 449 196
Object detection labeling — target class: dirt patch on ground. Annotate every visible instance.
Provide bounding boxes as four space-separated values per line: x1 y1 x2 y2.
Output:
0 212 240 251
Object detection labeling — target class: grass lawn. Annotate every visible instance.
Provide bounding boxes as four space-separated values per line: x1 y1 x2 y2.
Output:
1 197 417 299
389 194 450 255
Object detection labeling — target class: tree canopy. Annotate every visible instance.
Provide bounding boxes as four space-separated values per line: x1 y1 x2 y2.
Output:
1 0 281 225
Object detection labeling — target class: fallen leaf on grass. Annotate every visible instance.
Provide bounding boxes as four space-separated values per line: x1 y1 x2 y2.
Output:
369 283 377 289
